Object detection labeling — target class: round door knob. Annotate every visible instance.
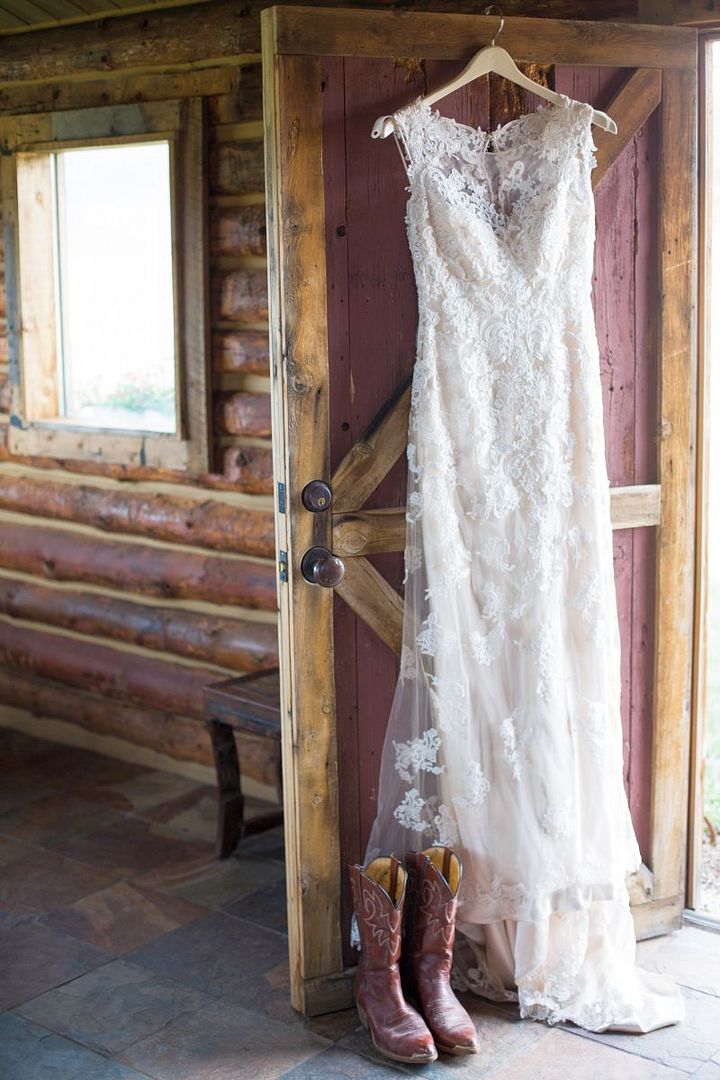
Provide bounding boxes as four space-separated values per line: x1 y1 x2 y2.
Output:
301 546 345 587
302 480 333 512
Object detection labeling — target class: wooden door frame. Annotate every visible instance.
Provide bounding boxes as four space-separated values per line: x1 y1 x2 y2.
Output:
263 6 698 1016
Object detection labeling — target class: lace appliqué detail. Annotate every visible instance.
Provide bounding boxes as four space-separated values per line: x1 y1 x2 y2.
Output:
394 729 444 783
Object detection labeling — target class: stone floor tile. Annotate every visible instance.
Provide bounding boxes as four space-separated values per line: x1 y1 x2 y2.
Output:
16 958 211 1055
0 776 49 815
485 1027 689 1079
94 770 204 814
119 1000 328 1080
0 1012 151 1080
137 851 285 909
0 848 116 916
0 791 122 846
40 880 206 955
0 835 36 867
339 998 546 1077
236 824 285 861
225 878 288 933
139 785 218 843
306 1008 363 1043
639 927 720 998
280 1044 410 1077
0 921 110 1008
127 910 293 1021
569 987 720 1075
27 745 147 791
52 817 211 878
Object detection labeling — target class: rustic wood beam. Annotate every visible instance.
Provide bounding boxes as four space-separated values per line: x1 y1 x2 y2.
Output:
593 69 663 189
0 576 278 672
331 382 411 513
214 268 269 322
210 205 267 258
271 8 697 69
213 331 270 375
334 556 405 655
214 391 272 437
0 666 279 786
0 443 274 495
0 474 275 557
0 521 276 609
332 488 662 557
0 619 217 717
649 67 697 904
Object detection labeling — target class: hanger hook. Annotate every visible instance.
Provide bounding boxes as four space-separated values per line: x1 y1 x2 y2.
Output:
483 4 504 47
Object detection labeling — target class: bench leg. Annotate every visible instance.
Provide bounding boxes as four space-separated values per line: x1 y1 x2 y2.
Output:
207 720 244 858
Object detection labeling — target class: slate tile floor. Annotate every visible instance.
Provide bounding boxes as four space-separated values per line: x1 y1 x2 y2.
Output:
1 730 720 1079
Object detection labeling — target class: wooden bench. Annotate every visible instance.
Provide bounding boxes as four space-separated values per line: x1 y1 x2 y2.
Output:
204 668 283 858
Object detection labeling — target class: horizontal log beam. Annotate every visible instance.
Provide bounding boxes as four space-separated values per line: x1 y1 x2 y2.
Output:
210 205 267 257
0 576 278 672
0 522 276 609
207 64 263 125
209 141 265 196
0 473 275 557
0 620 216 717
593 68 663 189
214 268 269 322
0 667 278 786
332 485 663 556
219 444 273 491
271 8 696 68
215 391 272 437
0 444 273 495
213 331 270 375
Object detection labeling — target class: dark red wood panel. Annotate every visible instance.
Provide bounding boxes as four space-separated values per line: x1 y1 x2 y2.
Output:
326 61 659 955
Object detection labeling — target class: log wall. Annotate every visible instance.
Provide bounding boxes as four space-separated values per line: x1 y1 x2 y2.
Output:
0 56 278 784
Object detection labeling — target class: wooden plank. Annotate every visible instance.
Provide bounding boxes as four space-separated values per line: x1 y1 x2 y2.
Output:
14 152 59 421
0 521 276 609
0 575 278 671
263 8 341 1013
593 69 662 188
0 474 275 557
178 97 211 475
0 66 235 117
333 486 662 556
331 382 410 513
272 8 697 69
335 556 404 655
210 205 267 257
650 67 697 905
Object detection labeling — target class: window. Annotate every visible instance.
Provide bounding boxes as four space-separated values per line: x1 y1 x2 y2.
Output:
1 100 209 470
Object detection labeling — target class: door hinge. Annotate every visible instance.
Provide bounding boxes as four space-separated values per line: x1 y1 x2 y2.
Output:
278 550 288 583
277 481 286 514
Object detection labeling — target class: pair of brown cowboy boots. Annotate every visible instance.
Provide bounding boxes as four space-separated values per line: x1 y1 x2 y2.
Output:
349 845 478 1065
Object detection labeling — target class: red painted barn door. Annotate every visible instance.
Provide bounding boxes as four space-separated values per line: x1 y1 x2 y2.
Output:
263 8 696 1015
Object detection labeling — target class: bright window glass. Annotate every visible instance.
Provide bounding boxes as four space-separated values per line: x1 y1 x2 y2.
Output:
54 141 177 433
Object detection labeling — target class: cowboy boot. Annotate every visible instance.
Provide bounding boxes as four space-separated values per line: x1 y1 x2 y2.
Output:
350 856 437 1064
403 846 478 1055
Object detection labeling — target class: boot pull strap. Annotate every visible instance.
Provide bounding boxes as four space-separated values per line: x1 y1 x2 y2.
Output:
389 855 400 902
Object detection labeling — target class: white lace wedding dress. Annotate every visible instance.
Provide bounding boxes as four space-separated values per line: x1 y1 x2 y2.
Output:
363 96 683 1033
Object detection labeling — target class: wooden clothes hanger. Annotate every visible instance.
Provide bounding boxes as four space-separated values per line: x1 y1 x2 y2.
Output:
371 9 617 141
